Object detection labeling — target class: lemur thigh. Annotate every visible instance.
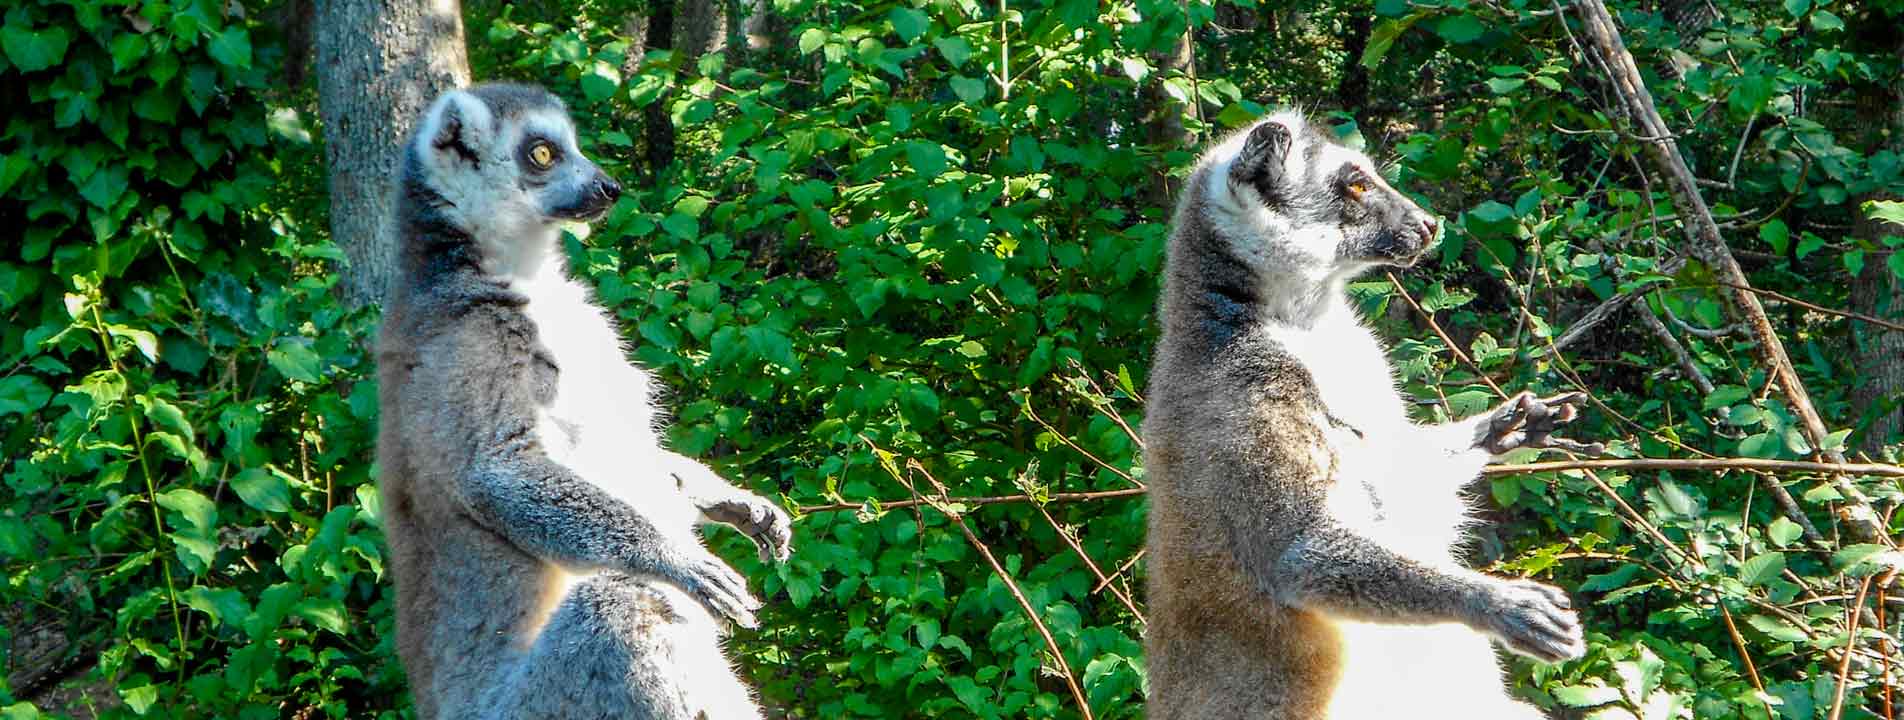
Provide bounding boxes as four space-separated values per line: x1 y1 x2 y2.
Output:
481 575 759 720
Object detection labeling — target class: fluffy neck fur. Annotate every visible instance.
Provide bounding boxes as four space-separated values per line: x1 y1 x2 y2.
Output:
393 147 563 292
1161 168 1369 352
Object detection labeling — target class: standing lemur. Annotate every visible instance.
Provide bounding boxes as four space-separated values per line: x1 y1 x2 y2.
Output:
377 83 791 720
1142 111 1604 719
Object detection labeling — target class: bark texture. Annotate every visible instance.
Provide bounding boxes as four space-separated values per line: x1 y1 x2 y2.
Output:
1142 8 1197 206
315 0 472 307
1850 34 1904 454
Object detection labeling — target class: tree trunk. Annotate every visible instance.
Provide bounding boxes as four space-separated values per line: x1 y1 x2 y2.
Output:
315 0 472 307
642 0 679 176
1142 7 1197 206
1849 34 1904 454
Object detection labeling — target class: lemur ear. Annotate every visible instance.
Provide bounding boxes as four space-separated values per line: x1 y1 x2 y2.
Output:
1232 120 1292 195
422 91 493 165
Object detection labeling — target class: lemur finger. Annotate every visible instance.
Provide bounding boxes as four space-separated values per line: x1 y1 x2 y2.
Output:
1543 437 1606 456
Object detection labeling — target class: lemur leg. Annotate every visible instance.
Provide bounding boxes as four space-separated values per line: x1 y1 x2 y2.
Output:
483 574 764 720
664 453 793 563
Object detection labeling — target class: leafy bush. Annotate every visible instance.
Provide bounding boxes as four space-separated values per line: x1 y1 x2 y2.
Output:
4 0 1901 718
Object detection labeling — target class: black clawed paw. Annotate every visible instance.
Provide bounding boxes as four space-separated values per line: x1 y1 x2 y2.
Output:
1477 391 1604 456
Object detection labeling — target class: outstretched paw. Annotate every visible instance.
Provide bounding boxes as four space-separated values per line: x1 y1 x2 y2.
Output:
701 494 794 564
1476 391 1605 456
662 548 763 629
1476 577 1586 664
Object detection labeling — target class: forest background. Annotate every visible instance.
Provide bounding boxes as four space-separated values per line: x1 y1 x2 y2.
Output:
3 0 1903 717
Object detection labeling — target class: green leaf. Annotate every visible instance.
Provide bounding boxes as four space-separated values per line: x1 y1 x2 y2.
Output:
1361 15 1420 69
888 7 928 43
267 338 323 383
206 27 252 70
1744 614 1807 642
933 37 972 68
797 28 827 55
232 467 293 513
1833 544 1899 576
1485 77 1526 94
1435 14 1485 44
1 23 69 72
1866 200 1904 226
1554 683 1623 707
0 376 52 416
295 597 349 635
580 61 621 102
905 141 947 178
1759 220 1789 255
949 75 986 104
1738 552 1785 586
1766 516 1803 547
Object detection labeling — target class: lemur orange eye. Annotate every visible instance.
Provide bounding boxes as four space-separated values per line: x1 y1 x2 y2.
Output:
1346 180 1369 196
527 142 557 170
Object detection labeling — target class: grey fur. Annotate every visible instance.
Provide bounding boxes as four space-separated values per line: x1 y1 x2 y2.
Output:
1143 112 1595 719
378 82 787 720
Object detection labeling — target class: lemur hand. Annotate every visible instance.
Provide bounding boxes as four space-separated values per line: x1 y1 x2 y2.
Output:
1471 577 1586 663
700 494 793 563
1476 391 1605 456
658 547 763 629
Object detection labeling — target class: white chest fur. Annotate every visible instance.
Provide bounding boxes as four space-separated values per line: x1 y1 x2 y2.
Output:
1266 296 1474 556
512 265 692 536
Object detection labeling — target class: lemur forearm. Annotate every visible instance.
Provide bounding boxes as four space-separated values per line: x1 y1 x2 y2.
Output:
458 445 684 574
1267 523 1486 624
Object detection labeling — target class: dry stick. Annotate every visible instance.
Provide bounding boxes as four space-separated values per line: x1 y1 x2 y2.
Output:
1569 0 1892 548
1718 603 1767 693
799 457 1904 514
1022 395 1141 487
1062 359 1146 449
1035 503 1147 625
1096 550 1145 594
1829 574 1876 720
886 456 1095 720
1712 282 1904 335
1635 296 1717 394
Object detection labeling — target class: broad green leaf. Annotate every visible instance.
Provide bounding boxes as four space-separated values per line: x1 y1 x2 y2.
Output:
1 24 69 72
888 8 928 43
232 467 293 513
267 338 323 383
206 27 252 70
1435 14 1485 44
1739 552 1785 586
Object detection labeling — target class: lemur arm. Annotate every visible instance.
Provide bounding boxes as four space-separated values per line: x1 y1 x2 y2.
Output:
659 451 793 562
1259 520 1584 661
455 439 763 626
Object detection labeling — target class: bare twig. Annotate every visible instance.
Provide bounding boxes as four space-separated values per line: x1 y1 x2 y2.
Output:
1708 282 1904 334
1636 295 1716 394
1022 395 1141 487
1035 503 1146 625
874 451 1095 720
1829 575 1876 720
1719 603 1766 693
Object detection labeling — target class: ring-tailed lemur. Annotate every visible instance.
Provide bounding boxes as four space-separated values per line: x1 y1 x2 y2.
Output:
1142 111 1603 719
376 83 791 720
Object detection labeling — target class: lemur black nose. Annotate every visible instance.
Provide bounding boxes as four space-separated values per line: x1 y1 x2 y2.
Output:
600 176 623 203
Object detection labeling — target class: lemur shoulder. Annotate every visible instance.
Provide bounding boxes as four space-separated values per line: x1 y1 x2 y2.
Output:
1142 111 1602 720
376 83 791 720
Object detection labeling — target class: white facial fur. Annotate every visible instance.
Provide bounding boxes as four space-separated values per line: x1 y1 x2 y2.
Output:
413 91 595 279
1198 111 1398 323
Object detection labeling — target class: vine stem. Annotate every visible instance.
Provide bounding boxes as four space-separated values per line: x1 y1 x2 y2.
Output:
90 303 189 691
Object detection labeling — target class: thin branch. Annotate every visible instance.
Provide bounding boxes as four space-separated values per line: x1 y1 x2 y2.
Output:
1829 575 1876 720
876 451 1095 720
1096 550 1145 593
1709 282 1904 334
803 445 1904 515
1637 295 1716 394
1022 395 1140 487
1569 0 1893 549
1035 503 1146 625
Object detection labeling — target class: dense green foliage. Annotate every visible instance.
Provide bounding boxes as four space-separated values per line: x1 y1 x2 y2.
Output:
3 0 1903 718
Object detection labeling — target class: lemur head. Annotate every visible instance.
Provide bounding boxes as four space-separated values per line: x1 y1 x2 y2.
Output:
1199 110 1439 282
404 83 622 277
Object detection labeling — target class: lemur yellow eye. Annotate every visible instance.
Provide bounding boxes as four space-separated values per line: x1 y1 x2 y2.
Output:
527 142 556 170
